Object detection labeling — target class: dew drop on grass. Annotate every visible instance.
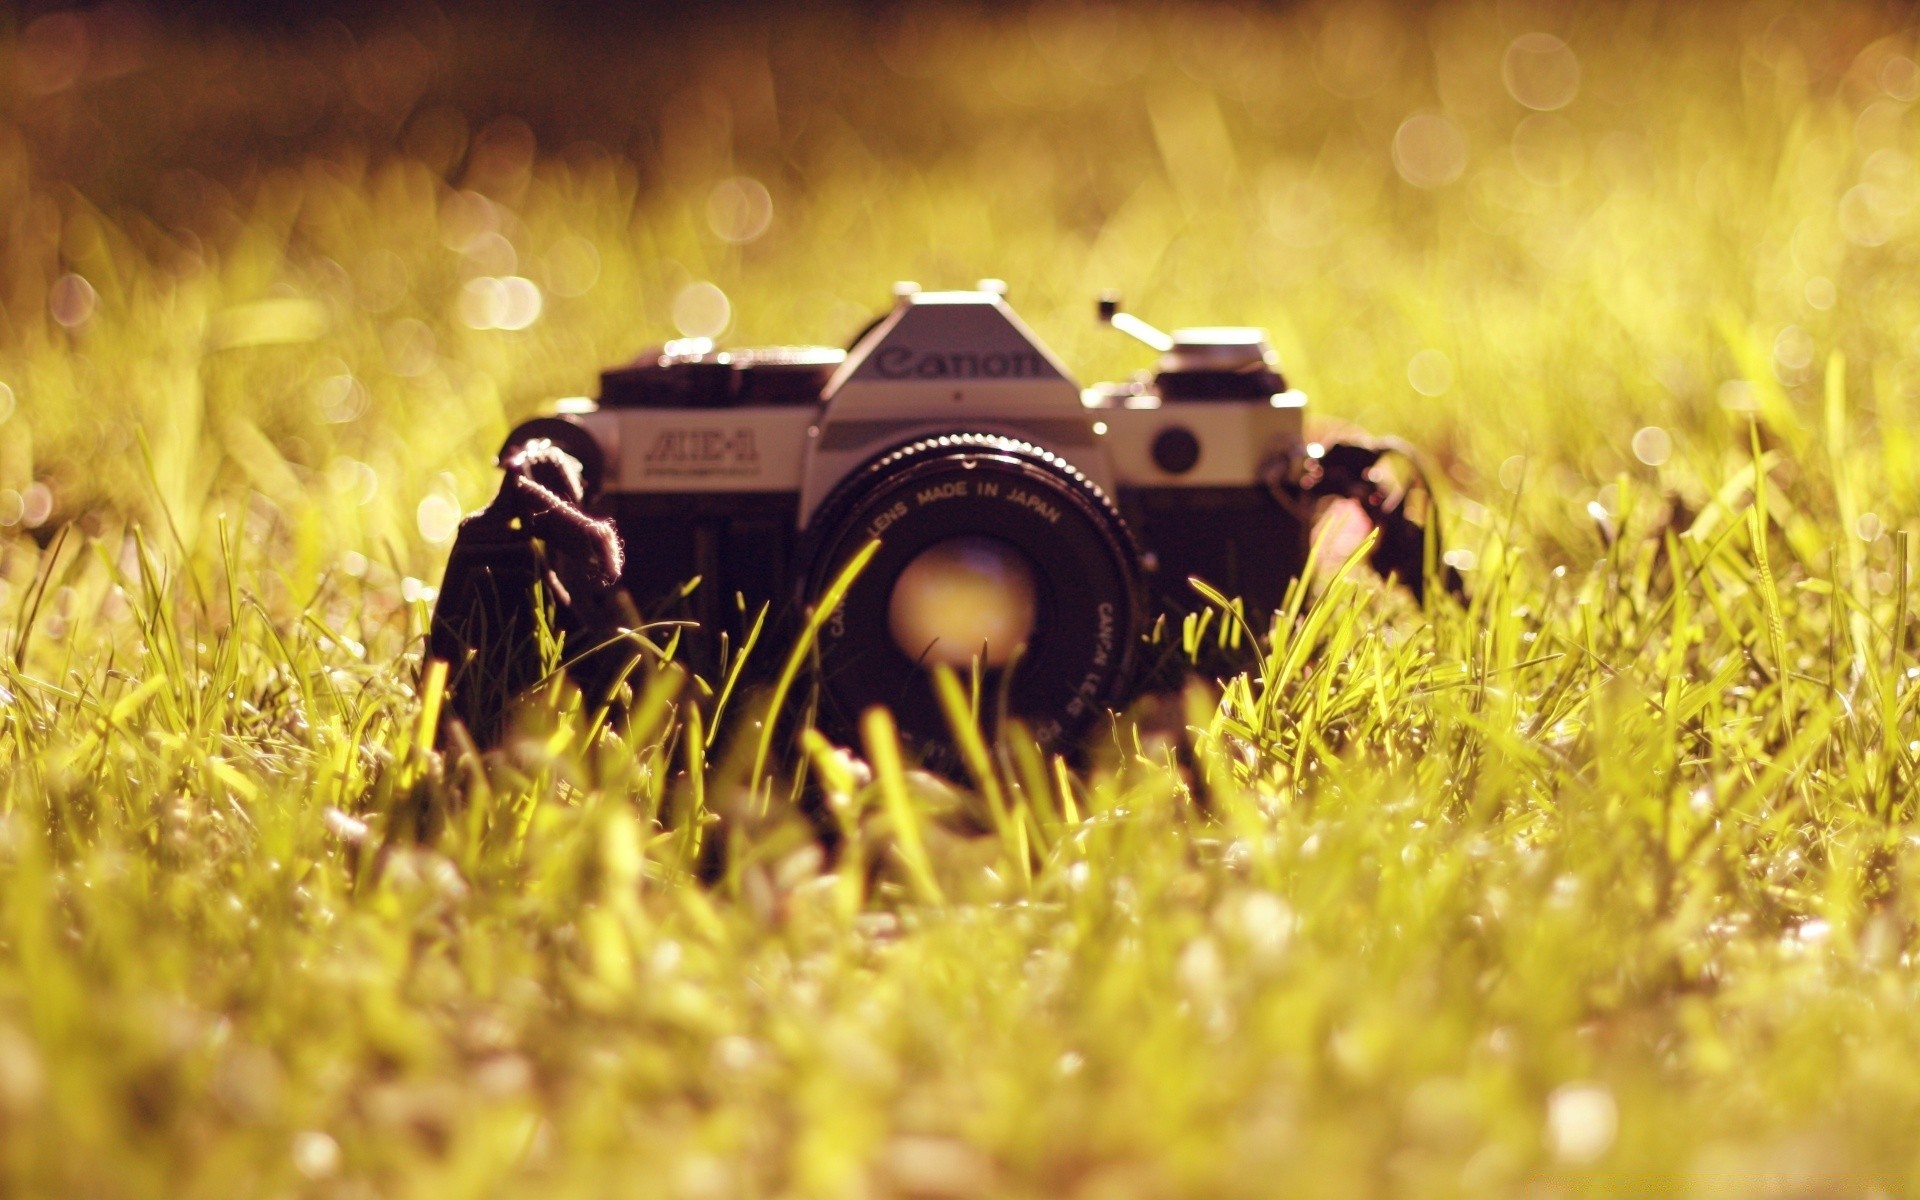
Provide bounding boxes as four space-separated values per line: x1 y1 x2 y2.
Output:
321 808 368 843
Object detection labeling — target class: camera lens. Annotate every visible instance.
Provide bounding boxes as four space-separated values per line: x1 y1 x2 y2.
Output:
888 535 1039 668
802 434 1143 752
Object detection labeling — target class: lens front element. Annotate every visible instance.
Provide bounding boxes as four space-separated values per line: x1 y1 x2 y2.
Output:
888 535 1039 669
803 434 1144 751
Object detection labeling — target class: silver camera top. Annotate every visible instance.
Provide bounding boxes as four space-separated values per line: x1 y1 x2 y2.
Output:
565 282 1307 520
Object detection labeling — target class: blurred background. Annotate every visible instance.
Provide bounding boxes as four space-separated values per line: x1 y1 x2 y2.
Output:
1 0 1916 611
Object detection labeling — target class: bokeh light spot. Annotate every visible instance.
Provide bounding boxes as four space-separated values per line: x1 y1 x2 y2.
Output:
1772 325 1814 375
0 382 13 425
1511 114 1584 187
291 1131 341 1181
1883 56 1920 102
459 277 507 329
1393 113 1468 188
707 177 774 243
50 274 97 328
1499 454 1528 492
1631 426 1672 466
417 493 463 544
20 483 53 529
1407 348 1454 396
327 458 379 505
1503 33 1581 111
673 282 732 339
19 12 89 96
1839 183 1895 246
545 236 600 297
383 319 437 377
1804 276 1836 310
316 374 369 423
1857 512 1885 542
463 231 518 277
439 190 499 254
0 491 21 526
355 251 409 313
1546 1083 1617 1165
1315 6 1405 99
497 277 543 330
1262 174 1336 248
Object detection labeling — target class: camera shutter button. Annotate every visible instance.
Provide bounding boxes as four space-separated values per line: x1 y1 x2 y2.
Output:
1151 426 1201 474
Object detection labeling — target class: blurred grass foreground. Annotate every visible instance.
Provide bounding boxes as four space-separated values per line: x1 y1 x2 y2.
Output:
9 0 1920 1195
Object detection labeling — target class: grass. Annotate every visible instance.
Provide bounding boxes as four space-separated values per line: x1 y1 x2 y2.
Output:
5 0 1920 1194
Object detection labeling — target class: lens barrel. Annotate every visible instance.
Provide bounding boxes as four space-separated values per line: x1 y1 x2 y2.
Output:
801 434 1144 752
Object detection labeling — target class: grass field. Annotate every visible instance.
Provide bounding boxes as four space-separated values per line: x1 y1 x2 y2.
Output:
6 0 1920 1195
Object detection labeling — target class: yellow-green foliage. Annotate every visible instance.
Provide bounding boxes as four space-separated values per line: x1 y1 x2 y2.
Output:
5 2 1920 1196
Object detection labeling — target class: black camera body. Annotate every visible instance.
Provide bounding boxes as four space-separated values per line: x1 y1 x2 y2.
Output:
436 281 1444 756
498 284 1308 747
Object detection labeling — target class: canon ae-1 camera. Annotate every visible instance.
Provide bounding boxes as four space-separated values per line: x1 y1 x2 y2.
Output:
430 281 1451 755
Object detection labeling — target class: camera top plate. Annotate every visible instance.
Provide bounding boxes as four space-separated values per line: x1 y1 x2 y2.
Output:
800 288 1106 525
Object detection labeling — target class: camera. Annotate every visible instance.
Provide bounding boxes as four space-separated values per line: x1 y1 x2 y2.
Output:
431 281 1448 755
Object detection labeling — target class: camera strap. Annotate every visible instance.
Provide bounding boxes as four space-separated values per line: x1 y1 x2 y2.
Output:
1264 436 1466 604
427 439 638 748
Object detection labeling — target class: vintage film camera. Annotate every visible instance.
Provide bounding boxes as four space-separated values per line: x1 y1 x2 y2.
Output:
429 281 1453 754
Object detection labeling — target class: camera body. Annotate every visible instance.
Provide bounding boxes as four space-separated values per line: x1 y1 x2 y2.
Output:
480 282 1322 751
